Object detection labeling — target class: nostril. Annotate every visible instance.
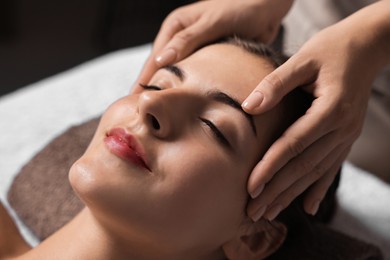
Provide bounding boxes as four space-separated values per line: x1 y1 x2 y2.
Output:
148 114 160 130
152 117 160 130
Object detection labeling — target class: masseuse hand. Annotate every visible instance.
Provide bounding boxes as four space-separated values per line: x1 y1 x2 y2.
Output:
134 0 293 91
244 1 390 221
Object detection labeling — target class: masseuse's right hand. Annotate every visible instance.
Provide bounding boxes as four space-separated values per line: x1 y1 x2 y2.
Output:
244 0 390 221
134 0 294 92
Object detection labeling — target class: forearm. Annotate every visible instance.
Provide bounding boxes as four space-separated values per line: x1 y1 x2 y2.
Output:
341 1 390 68
204 0 295 26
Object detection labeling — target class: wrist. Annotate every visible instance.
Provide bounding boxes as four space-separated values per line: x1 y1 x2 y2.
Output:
346 1 390 68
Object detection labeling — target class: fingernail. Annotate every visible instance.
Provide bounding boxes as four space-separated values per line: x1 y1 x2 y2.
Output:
156 48 177 65
265 204 283 221
251 205 267 222
309 200 321 216
242 91 264 111
250 184 265 199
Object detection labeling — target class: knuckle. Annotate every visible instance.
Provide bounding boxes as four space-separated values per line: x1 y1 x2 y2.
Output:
164 7 192 32
311 163 326 178
285 135 306 158
333 101 353 123
164 11 182 28
298 160 316 174
174 30 194 45
263 73 285 97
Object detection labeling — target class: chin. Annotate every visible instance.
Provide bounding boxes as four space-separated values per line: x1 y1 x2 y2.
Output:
69 158 95 203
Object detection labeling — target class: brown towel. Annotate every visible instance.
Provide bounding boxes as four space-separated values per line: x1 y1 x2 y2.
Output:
8 117 99 239
7 117 383 259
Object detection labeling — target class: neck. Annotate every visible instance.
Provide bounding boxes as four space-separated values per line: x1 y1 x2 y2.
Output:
16 208 134 260
15 208 220 260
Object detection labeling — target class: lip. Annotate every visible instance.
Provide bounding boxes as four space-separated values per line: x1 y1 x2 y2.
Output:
104 128 151 171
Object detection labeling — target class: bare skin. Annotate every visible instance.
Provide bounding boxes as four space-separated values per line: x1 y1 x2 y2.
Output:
0 202 31 259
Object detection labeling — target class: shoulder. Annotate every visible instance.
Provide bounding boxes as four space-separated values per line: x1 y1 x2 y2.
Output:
0 201 31 259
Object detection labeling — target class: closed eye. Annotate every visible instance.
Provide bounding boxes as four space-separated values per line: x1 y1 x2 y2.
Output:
139 83 162 91
140 83 231 148
199 117 231 148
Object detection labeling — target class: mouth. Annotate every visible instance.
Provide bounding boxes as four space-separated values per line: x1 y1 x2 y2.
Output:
104 128 151 171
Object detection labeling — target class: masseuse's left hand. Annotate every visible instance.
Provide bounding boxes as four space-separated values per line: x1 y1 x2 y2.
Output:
134 0 293 92
243 1 390 221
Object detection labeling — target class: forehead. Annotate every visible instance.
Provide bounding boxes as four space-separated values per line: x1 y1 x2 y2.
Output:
176 43 274 103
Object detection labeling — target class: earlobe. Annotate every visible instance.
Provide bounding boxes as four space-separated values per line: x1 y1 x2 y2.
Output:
222 218 287 260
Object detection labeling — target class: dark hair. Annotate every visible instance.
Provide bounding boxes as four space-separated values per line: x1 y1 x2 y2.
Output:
222 36 286 68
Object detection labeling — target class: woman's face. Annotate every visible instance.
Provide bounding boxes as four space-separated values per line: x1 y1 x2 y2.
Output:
70 43 278 257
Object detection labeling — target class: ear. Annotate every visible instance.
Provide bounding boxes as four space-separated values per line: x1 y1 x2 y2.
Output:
222 218 287 260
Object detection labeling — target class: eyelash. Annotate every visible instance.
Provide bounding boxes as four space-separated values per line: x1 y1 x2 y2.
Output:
139 83 162 91
140 84 230 148
199 118 231 148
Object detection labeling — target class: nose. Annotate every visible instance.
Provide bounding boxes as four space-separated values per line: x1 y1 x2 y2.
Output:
137 89 201 139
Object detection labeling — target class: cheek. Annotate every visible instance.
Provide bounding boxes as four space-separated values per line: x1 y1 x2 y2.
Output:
155 140 248 244
69 143 148 211
69 144 164 244
100 97 137 129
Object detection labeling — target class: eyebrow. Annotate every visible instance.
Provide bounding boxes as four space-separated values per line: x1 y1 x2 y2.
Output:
207 91 257 136
163 64 257 136
163 65 185 81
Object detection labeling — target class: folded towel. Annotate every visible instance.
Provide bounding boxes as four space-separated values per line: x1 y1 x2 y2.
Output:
7 117 99 239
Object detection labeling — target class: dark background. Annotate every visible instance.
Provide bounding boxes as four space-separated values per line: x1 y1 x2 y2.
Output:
0 0 195 97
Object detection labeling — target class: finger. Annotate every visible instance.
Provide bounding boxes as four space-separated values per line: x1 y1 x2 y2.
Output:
247 97 337 197
155 17 224 66
246 129 344 221
135 55 159 92
154 16 185 52
260 144 347 221
303 146 350 216
156 0 213 51
242 54 317 114
137 17 220 87
135 12 189 88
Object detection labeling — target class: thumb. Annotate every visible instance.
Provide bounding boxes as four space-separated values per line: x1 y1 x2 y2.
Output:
135 55 158 91
134 13 190 88
242 55 317 114
136 20 219 91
